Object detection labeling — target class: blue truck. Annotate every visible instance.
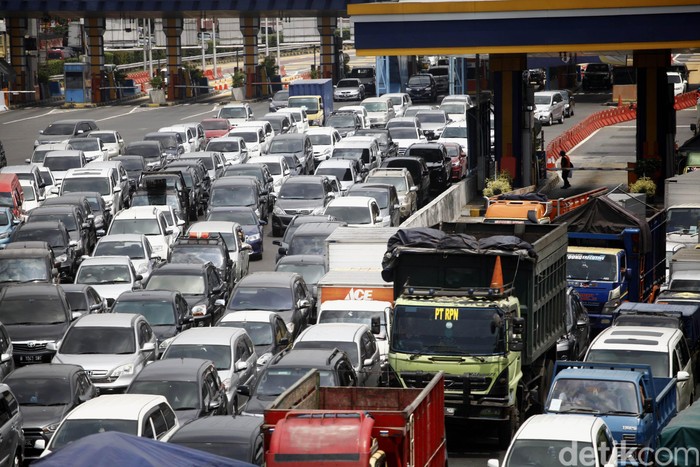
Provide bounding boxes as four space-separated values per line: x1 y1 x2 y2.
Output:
546 361 677 466
557 196 666 334
287 79 334 126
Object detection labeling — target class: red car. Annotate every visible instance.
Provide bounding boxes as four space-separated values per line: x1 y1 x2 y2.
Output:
200 118 231 139
443 142 467 180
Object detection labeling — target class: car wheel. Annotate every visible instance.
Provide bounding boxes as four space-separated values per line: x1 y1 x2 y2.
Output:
570 107 574 117
547 115 553 126
558 113 565 124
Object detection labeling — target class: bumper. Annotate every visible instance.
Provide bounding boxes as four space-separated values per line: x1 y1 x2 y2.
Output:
23 430 49 461
247 238 264 255
271 213 294 231
334 94 360 101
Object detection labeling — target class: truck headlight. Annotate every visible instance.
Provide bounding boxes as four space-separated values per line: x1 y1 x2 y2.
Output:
191 304 207 317
111 363 134 378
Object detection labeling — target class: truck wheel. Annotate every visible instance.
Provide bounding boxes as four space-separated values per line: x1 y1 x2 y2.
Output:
497 405 520 449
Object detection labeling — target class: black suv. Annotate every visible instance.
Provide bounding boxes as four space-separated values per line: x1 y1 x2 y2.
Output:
404 142 451 191
582 63 613 91
170 232 234 289
0 383 24 466
164 164 207 216
10 221 79 280
123 141 166 170
271 176 336 237
406 73 438 103
140 171 194 221
26 205 95 257
525 68 546 90
0 247 59 284
210 177 269 223
144 132 184 160
0 284 78 366
145 263 228 327
239 347 358 415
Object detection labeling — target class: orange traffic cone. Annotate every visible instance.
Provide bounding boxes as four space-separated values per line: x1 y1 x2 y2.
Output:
491 257 504 293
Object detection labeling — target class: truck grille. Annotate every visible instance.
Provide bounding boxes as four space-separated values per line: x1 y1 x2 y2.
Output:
398 148 407 156
284 209 312 215
402 372 491 392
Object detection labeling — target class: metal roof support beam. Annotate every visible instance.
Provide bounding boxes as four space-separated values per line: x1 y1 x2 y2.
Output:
85 17 105 104
163 17 183 101
317 16 337 81
240 16 259 100
7 17 31 102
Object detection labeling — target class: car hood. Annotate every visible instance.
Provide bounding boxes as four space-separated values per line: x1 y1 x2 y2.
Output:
175 409 201 425
241 225 260 237
275 198 325 210
89 283 135 300
152 325 179 342
6 323 70 342
37 135 70 145
205 130 228 138
53 353 136 371
183 294 206 309
244 395 275 415
22 405 70 429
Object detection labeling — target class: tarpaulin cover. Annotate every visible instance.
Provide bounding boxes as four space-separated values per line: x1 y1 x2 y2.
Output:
555 195 651 252
658 400 700 466
496 192 549 202
381 227 536 282
33 432 255 467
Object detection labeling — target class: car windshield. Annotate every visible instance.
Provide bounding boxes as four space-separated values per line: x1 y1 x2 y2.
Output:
273 90 289 101
68 140 100 151
224 166 262 181
110 219 161 236
504 440 595 466
112 300 176 325
547 379 640 414
366 175 407 192
667 208 700 233
567 253 618 281
324 206 372 224
22 185 36 201
208 210 256 225
259 161 281 175
93 133 116 143
202 120 230 131
219 107 247 118
221 321 273 346
327 115 356 128
408 76 431 86
278 182 324 199
29 213 77 231
147 135 178 150
586 349 669 378
308 134 332 146
668 74 682 84
269 139 302 153
62 177 111 196
31 149 51 163
228 132 258 144
77 265 132 284
7 377 72 406
128 381 199 410
276 263 326 286
60 326 136 354
171 246 225 269
14 228 66 248
131 192 180 212
0 258 49 282
408 148 444 163
319 309 387 339
117 158 144 171
44 156 82 171
50 420 138 450
147 274 205 295
210 186 256 207
257 368 335 396
387 96 403 105
441 104 465 114
206 140 239 152
316 167 353 182
416 113 446 124
362 102 387 113
337 80 359 88
42 123 75 136
39 169 54 186
94 241 145 259
289 97 318 112
294 341 359 366
164 344 231 371
441 126 467 138
125 145 159 159
389 128 419 139
65 292 88 312
0 296 66 324
288 235 327 256
228 287 292 311
349 190 388 208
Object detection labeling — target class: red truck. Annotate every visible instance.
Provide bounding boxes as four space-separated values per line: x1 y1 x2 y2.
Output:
263 370 446 467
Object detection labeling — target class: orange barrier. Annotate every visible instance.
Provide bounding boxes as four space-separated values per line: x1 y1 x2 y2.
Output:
126 71 151 93
674 91 699 111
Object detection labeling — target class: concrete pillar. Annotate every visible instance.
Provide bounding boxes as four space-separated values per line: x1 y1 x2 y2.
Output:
317 17 337 80
633 50 674 192
240 16 259 100
84 18 105 104
491 53 528 187
162 18 183 102
7 17 30 103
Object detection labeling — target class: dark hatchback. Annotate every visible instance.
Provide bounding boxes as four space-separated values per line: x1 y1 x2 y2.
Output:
145 263 228 327
169 415 264 465
4 363 97 461
111 290 194 348
0 284 79 366
209 177 269 223
0 247 59 285
10 221 79 281
123 141 166 170
405 73 437 103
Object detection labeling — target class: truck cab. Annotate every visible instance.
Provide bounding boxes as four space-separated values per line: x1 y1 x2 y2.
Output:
567 246 627 333
288 96 324 127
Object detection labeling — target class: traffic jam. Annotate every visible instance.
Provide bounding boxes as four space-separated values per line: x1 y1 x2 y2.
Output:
0 60 698 467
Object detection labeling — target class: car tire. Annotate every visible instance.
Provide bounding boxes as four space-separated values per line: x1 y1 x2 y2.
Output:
547 115 553 126
570 107 574 117
558 113 565 124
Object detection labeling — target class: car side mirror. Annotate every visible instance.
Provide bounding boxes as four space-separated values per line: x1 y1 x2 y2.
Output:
363 358 374 367
235 361 249 372
142 342 156 352
0 353 10 363
208 398 222 411
165 227 175 234
50 187 59 195
215 298 225 306
25 158 31 164
69 240 78 247
487 460 500 467
370 316 381 334
409 186 418 192
34 440 46 451
236 385 251 397
278 247 287 256
677 370 690 382
279 336 290 346
71 311 83 320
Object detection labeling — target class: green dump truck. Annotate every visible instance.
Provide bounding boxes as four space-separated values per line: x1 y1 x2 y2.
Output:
381 223 568 446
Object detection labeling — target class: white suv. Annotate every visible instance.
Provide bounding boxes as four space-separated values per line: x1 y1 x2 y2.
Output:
216 103 254 127
60 167 123 217
107 206 178 260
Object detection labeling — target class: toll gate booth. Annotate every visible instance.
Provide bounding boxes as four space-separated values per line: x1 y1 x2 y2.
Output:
64 63 91 104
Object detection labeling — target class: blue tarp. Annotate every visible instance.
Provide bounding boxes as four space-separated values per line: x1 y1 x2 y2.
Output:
34 431 255 467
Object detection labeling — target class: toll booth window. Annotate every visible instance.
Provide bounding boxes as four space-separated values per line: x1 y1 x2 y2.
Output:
65 72 85 90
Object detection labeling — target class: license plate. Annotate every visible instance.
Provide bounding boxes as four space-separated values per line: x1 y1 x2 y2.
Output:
19 355 45 363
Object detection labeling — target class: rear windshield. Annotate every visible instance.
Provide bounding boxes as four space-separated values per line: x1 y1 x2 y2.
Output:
44 156 82 171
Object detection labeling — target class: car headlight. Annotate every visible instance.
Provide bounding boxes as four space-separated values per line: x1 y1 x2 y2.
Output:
151 244 164 253
111 363 134 378
286 322 295 334
42 422 60 434
273 206 286 216
311 207 325 215
159 336 175 350
0 231 11 239
246 233 261 242
56 254 68 263
192 304 208 317
222 377 231 391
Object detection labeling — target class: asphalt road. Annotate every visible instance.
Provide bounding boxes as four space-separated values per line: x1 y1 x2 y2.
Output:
1 93 697 466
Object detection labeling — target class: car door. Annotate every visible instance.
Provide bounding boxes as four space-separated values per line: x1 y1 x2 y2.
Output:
0 327 12 379
676 338 694 407
234 336 257 398
360 331 381 387
0 389 20 466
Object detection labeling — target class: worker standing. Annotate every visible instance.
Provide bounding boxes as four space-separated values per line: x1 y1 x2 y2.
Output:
560 150 573 189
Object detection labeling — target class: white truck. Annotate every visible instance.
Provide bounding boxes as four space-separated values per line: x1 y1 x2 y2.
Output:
323 226 398 270
668 248 700 291
664 171 700 269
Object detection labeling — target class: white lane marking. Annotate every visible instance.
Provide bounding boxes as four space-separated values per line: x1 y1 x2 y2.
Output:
180 105 219 120
2 108 74 125
95 106 153 122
